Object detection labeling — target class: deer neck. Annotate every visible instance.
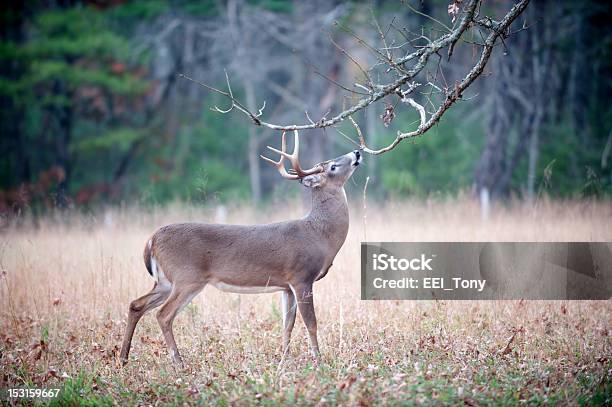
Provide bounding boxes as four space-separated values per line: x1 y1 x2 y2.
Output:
305 187 350 247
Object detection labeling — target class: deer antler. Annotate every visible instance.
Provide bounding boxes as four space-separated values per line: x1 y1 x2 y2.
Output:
260 130 323 179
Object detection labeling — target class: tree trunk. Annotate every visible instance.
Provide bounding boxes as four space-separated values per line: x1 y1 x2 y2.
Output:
474 51 513 197
225 0 262 204
54 80 72 207
526 111 541 200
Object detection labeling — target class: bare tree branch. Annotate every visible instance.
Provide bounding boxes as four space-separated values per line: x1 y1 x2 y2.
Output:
180 0 530 155
402 97 426 128
360 0 529 155
327 32 373 90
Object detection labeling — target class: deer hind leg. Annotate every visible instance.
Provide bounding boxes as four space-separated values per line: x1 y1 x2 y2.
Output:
120 283 171 365
156 282 205 368
281 288 297 355
293 283 321 364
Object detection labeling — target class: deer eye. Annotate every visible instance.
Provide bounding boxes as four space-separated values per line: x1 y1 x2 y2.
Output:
330 164 337 171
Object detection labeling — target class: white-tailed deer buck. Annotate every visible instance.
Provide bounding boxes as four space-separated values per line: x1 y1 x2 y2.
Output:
120 131 361 367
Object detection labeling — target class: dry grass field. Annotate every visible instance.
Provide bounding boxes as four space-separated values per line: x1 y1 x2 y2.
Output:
1 199 611 405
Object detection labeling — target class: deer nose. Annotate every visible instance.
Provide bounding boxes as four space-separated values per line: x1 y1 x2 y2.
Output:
352 150 361 166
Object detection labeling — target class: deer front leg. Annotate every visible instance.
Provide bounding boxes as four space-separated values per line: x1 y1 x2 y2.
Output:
293 283 321 364
281 288 297 355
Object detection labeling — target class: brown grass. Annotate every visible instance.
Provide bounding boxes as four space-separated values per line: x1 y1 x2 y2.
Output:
1 199 611 405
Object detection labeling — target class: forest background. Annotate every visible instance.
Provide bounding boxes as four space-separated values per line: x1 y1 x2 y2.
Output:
1 0 611 215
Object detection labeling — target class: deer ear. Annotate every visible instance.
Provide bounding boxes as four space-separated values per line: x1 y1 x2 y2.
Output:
300 174 323 188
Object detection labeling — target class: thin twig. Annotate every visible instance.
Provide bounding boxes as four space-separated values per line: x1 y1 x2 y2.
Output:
362 176 370 242
403 1 452 33
348 116 366 148
335 128 361 148
328 32 374 90
371 8 392 61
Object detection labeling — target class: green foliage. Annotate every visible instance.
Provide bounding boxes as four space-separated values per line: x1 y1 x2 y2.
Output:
28 61 145 94
176 0 220 17
126 101 251 205
0 2 148 194
176 107 252 203
189 159 250 202
247 0 293 13
370 104 484 198
73 128 141 153
49 373 114 406
105 1 169 24
512 117 611 198
381 170 422 196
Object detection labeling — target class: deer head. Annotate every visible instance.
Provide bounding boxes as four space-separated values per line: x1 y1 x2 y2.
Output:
260 130 361 190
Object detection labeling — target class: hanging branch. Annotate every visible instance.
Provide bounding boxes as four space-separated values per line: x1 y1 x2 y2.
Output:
180 0 529 155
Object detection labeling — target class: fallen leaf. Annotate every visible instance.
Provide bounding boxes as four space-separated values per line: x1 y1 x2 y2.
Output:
502 336 515 355
338 375 357 390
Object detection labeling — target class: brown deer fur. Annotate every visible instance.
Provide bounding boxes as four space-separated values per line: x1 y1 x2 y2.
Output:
120 132 361 367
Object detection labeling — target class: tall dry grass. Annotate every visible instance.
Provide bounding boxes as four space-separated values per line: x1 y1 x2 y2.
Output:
0 198 610 404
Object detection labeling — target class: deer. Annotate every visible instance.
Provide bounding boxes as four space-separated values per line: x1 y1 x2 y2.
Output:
119 130 362 367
